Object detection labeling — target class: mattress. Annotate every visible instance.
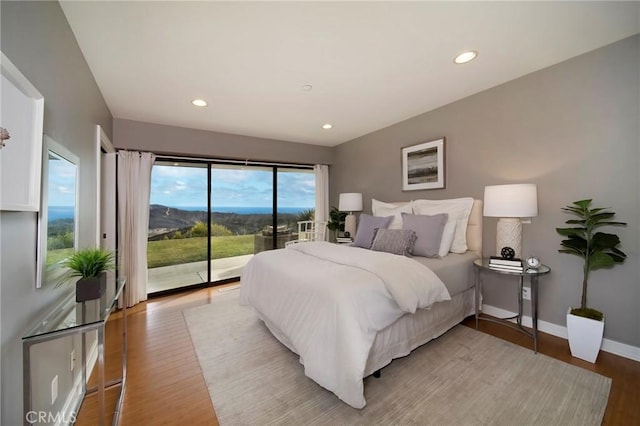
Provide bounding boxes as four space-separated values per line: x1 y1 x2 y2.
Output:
412 250 479 296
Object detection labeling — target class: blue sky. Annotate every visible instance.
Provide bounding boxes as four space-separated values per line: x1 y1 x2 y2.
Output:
149 165 315 208
47 155 77 207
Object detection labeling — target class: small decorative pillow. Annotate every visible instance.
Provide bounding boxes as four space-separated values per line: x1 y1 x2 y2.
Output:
370 228 417 256
353 214 393 248
372 199 412 230
401 212 448 258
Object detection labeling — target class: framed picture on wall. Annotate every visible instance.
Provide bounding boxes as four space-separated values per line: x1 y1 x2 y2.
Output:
1 51 44 211
402 137 445 191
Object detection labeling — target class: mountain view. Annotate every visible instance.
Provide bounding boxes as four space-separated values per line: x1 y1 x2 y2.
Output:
148 205 302 240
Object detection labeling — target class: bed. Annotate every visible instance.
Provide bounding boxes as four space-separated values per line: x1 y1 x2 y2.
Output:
239 199 482 409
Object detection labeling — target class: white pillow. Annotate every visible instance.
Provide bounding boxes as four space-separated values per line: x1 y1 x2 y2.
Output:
411 198 474 253
439 220 457 257
372 199 412 230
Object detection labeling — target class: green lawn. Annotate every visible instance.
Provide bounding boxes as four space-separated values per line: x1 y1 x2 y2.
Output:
47 248 74 267
147 235 254 268
47 235 255 269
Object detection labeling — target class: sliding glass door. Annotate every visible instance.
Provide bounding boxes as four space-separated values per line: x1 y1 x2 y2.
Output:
208 165 273 282
277 168 316 240
147 162 209 293
147 160 315 294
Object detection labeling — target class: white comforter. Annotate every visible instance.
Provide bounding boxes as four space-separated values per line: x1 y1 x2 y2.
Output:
239 241 450 408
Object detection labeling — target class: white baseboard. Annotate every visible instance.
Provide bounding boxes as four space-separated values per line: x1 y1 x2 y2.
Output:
482 304 640 362
86 338 99 382
56 374 82 426
56 338 99 426
218 284 240 293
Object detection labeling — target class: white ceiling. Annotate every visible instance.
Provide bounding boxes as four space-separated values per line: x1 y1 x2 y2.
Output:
60 1 639 147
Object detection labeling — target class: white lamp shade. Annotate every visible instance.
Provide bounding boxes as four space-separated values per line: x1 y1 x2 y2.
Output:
483 184 538 218
338 193 363 212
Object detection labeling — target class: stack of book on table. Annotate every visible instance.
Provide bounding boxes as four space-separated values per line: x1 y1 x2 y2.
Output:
336 237 353 244
489 256 523 272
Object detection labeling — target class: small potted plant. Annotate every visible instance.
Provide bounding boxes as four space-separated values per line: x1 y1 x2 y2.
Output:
57 248 115 302
327 206 347 241
556 199 626 362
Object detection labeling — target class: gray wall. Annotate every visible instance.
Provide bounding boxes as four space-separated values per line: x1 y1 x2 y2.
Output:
114 118 334 165
332 35 640 347
1 1 112 424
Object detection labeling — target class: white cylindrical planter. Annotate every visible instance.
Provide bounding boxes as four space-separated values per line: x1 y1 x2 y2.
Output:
566 309 604 363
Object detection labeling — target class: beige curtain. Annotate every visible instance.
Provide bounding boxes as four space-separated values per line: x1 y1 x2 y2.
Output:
117 150 155 306
314 164 329 240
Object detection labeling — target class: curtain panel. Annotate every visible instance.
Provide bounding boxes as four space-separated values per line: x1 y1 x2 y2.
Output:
314 164 329 240
117 150 155 306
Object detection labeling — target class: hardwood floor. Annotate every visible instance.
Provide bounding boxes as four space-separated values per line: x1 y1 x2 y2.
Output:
76 283 639 425
75 287 221 425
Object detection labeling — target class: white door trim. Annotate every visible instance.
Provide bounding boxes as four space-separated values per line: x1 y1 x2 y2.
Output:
95 125 115 246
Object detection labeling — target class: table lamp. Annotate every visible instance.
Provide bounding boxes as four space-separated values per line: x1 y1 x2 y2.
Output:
483 184 538 258
338 193 363 238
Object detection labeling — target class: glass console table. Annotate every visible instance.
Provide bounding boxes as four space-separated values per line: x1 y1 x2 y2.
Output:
23 279 127 426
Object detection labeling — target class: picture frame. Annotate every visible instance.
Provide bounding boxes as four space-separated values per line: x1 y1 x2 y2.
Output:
0 51 44 211
402 137 445 191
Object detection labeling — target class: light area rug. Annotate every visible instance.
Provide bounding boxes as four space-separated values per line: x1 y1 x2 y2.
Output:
183 291 611 425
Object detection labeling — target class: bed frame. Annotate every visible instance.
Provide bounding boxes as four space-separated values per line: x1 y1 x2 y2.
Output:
365 199 483 377
242 199 484 407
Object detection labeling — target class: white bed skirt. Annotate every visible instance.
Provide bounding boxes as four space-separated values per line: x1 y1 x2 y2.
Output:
365 286 476 376
256 286 476 380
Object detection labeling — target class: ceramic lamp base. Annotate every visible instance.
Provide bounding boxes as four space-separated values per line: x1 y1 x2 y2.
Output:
496 217 522 258
344 214 357 238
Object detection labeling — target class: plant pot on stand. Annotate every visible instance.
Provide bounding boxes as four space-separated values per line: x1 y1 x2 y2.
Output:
75 271 107 302
566 308 604 363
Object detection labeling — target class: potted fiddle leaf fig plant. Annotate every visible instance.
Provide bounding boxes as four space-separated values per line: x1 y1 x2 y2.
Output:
556 199 626 362
57 248 115 302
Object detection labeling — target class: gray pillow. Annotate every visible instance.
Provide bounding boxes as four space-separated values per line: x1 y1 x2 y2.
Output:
370 228 417 256
401 212 448 258
353 214 393 248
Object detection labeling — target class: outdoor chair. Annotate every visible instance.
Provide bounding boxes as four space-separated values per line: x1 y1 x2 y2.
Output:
285 221 327 247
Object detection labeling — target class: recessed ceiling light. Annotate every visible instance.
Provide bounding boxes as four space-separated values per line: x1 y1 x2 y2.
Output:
454 51 478 64
302 84 313 92
191 99 208 107
322 123 333 130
